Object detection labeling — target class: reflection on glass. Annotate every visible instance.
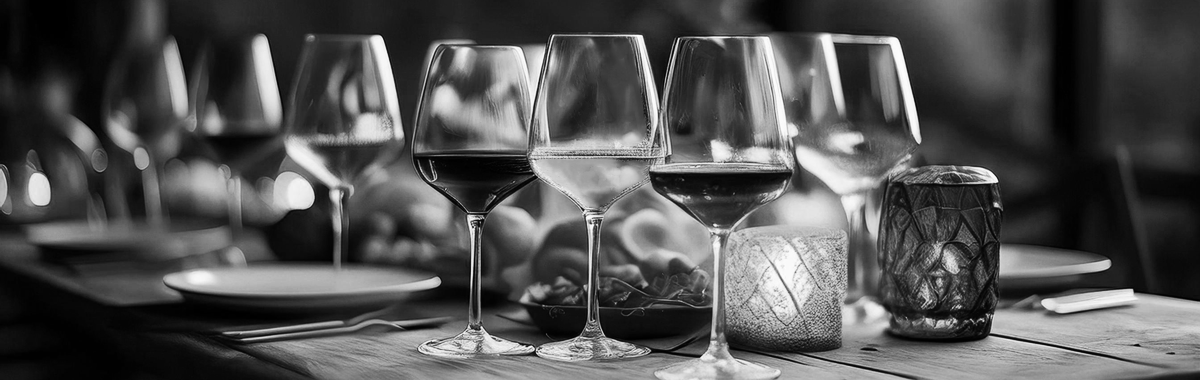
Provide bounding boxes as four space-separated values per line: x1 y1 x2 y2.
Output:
413 44 536 358
529 34 659 362
282 34 404 270
652 36 791 380
773 33 920 312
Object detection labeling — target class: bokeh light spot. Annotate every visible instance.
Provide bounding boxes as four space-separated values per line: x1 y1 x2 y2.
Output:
134 147 151 170
29 172 51 207
273 171 314 210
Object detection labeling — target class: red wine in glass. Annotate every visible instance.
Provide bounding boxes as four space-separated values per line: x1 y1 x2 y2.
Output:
414 150 536 214
204 132 279 172
650 162 792 230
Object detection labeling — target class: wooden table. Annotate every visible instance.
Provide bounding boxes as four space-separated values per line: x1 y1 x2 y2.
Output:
1 235 1198 380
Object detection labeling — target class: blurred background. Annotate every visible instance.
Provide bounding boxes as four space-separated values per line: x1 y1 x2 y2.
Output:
1 0 1198 377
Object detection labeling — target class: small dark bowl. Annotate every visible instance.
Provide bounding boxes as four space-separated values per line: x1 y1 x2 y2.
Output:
521 301 710 339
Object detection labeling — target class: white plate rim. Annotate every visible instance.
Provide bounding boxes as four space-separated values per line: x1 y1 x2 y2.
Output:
162 263 442 299
24 220 231 251
999 244 1112 279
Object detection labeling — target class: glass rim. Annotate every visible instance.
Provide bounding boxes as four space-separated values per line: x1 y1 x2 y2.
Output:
827 33 901 46
303 34 383 43
768 31 827 37
892 165 999 185
734 225 848 242
547 32 645 39
433 44 525 52
674 34 772 40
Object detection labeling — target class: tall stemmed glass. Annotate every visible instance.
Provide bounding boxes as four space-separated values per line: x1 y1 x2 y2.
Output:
282 35 403 270
529 34 659 361
191 34 283 237
774 34 920 308
413 45 537 357
652 36 792 380
103 37 189 224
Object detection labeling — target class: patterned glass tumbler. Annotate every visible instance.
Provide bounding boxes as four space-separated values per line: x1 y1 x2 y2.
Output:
879 165 1003 341
726 226 847 352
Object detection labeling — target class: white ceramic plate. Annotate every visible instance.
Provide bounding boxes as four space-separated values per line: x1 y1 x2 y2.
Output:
999 244 1111 291
163 263 441 313
25 219 231 260
999 244 1111 279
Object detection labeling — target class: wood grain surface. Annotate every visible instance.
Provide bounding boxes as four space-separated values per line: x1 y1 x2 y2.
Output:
2 234 1198 380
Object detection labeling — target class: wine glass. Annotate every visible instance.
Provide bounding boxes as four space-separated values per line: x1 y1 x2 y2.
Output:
652 36 793 380
412 44 537 357
191 34 283 237
282 34 403 270
773 33 920 309
529 34 660 361
103 36 190 224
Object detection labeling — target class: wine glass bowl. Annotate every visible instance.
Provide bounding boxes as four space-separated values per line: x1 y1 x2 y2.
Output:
529 33 660 361
282 34 403 270
652 35 792 380
411 44 536 357
782 34 920 196
772 33 920 306
103 36 190 223
193 35 283 168
191 34 283 234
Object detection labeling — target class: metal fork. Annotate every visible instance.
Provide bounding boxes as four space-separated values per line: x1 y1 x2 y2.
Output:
225 316 454 344
221 306 399 339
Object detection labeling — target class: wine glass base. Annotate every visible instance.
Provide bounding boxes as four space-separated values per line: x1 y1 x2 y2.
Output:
535 335 650 361
843 296 888 325
654 357 781 380
418 327 534 358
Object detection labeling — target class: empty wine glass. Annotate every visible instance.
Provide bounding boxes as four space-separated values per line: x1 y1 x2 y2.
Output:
103 36 190 224
773 33 920 308
652 35 792 380
282 34 403 270
191 34 283 236
529 34 660 361
412 44 536 357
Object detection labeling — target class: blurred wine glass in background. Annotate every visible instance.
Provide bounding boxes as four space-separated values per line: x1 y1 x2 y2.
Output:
102 36 190 224
0 119 93 227
0 64 96 226
773 33 920 315
282 34 404 270
190 34 283 237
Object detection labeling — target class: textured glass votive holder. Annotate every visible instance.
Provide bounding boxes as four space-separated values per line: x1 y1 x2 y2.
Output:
879 165 1003 341
726 226 847 352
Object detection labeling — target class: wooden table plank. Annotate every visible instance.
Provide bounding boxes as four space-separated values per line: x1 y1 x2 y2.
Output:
994 295 1200 372
793 318 1170 380
0 235 184 306
3 233 1199 379
226 303 900 380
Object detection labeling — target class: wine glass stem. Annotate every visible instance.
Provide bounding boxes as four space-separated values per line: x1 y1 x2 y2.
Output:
225 169 244 237
465 213 486 331
141 159 166 225
328 186 352 271
703 229 734 359
581 210 606 339
839 192 875 301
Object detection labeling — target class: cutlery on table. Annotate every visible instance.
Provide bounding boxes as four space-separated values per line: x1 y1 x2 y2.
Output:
1008 288 1138 314
1040 288 1137 314
221 306 398 338
222 316 455 343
